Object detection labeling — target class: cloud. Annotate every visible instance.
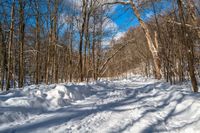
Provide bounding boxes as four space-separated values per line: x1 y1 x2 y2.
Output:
64 0 82 9
102 40 111 48
114 31 125 40
145 11 153 18
102 31 125 48
103 17 118 31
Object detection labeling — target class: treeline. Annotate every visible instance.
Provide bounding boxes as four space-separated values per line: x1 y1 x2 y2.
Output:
0 0 115 90
0 0 199 93
105 0 200 92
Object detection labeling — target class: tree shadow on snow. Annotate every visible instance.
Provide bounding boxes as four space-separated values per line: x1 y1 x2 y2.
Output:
0 81 199 133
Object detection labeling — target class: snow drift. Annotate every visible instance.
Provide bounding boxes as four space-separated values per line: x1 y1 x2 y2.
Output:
0 83 93 125
0 75 200 133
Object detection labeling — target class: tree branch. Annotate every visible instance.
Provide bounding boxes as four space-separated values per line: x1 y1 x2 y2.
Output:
101 0 130 6
99 38 135 76
167 20 200 30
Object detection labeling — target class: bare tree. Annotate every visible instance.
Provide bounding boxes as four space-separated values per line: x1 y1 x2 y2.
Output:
103 0 162 79
6 0 15 90
18 0 25 88
177 0 198 92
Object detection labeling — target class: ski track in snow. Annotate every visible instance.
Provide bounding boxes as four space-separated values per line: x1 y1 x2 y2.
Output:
0 76 200 133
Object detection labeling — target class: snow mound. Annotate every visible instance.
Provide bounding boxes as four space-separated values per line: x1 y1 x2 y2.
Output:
0 83 93 125
45 84 92 107
0 75 200 133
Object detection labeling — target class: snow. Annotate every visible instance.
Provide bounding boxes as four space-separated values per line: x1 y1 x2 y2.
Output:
0 75 200 133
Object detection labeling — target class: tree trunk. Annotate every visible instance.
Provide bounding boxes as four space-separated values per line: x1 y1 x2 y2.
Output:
69 22 73 82
18 0 25 88
0 23 5 91
45 35 50 84
84 0 91 80
92 10 96 80
177 0 198 92
79 0 87 82
129 0 161 79
6 1 15 90
45 0 52 84
35 4 40 85
52 0 58 83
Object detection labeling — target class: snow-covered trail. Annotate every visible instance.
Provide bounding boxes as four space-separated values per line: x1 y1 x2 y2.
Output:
1 76 200 133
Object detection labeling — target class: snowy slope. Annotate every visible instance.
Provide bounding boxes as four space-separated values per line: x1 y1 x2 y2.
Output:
0 76 200 133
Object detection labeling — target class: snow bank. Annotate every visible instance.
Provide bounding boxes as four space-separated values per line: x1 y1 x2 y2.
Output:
0 75 200 133
45 84 93 107
0 83 93 125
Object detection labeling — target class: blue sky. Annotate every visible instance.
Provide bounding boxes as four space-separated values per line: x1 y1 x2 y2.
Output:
109 0 173 32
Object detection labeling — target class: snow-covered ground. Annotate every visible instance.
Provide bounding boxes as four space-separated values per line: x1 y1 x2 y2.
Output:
0 75 200 133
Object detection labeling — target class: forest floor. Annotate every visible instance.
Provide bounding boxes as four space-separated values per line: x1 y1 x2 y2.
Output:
0 75 200 133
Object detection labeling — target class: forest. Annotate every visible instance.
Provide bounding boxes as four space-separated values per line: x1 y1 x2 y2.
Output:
0 0 200 132
0 0 199 91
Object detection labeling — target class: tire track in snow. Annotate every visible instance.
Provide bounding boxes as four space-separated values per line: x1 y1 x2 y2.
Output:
48 82 134 132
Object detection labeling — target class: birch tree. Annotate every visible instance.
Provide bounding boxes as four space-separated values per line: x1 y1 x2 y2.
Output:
103 0 162 79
